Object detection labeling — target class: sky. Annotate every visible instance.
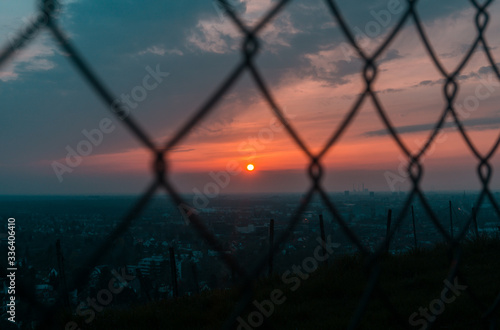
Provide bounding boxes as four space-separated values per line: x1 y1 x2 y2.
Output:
1 0 500 195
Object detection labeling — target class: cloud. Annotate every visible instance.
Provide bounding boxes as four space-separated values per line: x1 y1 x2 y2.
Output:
171 147 195 153
379 49 403 63
0 0 84 82
440 44 497 59
411 71 480 88
303 47 361 86
138 45 183 56
186 4 300 54
0 36 56 82
363 116 500 137
302 44 405 86
186 19 240 54
439 43 475 59
375 87 404 94
477 63 500 75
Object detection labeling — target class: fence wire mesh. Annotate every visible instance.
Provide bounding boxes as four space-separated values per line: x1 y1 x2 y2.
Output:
1 0 500 329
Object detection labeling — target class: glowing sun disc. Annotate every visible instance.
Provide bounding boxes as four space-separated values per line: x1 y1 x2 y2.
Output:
246 164 255 171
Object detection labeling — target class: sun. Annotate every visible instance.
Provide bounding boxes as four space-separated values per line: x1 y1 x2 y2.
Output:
246 164 255 171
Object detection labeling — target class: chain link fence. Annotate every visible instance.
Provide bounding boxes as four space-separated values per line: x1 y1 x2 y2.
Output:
1 0 500 328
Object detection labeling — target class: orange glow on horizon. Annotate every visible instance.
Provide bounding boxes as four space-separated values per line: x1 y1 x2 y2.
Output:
65 128 496 175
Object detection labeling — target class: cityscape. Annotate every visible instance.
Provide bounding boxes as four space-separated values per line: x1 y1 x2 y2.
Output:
1 190 499 327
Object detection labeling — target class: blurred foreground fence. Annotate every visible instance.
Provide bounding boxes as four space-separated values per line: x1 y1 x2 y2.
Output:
1 0 500 329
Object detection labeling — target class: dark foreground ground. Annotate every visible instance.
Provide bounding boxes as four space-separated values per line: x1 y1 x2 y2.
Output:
59 237 500 330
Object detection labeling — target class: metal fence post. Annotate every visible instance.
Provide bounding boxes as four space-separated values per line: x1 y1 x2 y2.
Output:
472 207 479 239
449 200 453 239
55 239 70 308
169 247 178 298
192 263 200 295
411 205 417 249
269 218 274 276
319 214 327 266
386 209 392 253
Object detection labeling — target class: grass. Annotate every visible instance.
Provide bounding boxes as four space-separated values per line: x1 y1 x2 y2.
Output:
60 236 500 329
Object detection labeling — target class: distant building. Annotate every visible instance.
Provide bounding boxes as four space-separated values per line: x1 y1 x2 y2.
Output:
236 224 255 234
137 255 166 277
344 190 349 196
370 192 375 197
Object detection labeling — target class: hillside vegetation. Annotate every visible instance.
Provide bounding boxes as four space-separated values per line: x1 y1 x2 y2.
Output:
61 236 500 330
